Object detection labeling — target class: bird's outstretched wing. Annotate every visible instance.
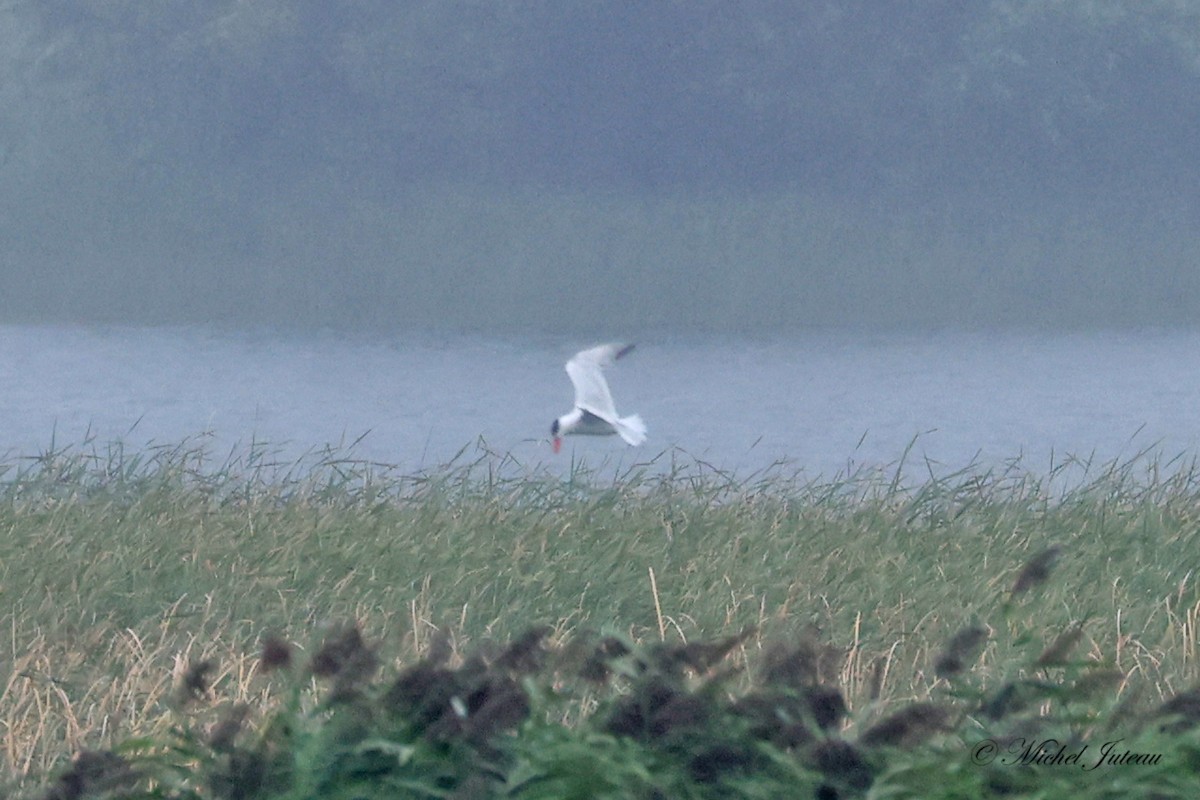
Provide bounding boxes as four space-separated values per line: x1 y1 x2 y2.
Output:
565 343 635 422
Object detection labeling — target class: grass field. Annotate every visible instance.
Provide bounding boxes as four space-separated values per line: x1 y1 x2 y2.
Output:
3 437 1200 796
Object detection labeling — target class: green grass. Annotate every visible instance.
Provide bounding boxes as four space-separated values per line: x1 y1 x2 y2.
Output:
3 437 1200 796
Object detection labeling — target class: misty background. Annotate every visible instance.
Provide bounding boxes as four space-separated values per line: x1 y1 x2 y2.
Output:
2 1 1199 333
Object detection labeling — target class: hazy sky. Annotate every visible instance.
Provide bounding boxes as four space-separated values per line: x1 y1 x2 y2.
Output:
2 2 1198 331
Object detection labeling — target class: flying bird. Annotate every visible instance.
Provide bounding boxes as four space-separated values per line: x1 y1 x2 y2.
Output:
550 343 647 453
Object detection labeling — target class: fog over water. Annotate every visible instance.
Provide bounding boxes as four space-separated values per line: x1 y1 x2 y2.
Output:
3 5 1199 471
2 3 1198 332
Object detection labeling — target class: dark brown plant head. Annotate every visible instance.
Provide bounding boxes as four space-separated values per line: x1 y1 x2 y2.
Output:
934 625 989 678
310 625 376 679
552 630 592 676
603 674 681 739
208 703 251 753
649 693 712 737
731 692 813 749
1070 668 1124 699
425 627 453 666
310 624 379 701
759 636 842 689
808 685 848 731
978 678 1056 722
457 652 491 684
1103 683 1145 734
461 677 531 743
980 681 1021 721
1010 545 1062 596
42 750 137 800
260 634 292 672
688 743 756 783
424 674 531 745
1156 686 1200 733
732 685 846 749
654 626 757 676
1035 621 1085 667
578 635 631 684
383 662 461 730
812 739 873 792
208 750 267 799
494 625 553 674
860 702 950 748
178 659 216 705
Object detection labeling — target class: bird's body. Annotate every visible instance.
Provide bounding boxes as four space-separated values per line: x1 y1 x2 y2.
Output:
551 343 646 452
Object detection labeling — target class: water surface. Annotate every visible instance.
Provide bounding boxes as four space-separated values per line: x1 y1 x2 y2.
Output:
2 325 1198 481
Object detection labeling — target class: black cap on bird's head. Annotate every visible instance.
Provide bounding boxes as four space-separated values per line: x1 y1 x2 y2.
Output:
550 419 560 437
550 418 562 453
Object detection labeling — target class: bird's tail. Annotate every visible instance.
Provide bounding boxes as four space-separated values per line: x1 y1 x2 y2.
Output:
615 414 647 446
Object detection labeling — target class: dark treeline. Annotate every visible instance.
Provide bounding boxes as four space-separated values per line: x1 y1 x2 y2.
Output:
1 1 1198 331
